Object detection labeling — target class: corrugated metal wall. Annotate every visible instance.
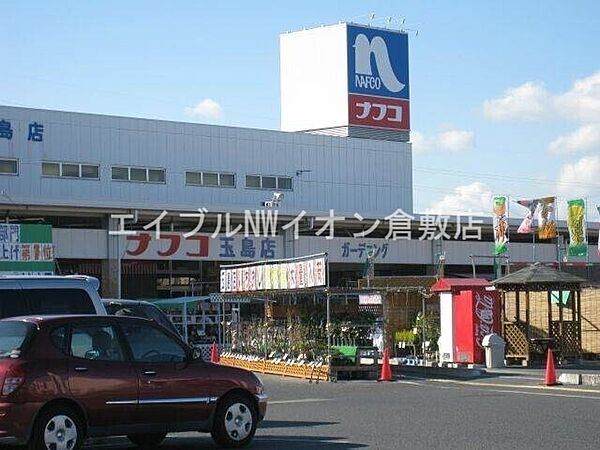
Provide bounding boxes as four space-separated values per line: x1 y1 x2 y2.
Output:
0 105 412 217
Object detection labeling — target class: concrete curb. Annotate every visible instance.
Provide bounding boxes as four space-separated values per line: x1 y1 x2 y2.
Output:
392 366 485 380
558 373 582 385
581 374 600 386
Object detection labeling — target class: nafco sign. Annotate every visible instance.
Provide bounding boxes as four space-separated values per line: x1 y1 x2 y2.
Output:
347 25 410 131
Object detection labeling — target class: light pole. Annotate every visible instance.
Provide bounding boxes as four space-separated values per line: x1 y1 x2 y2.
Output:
419 288 433 362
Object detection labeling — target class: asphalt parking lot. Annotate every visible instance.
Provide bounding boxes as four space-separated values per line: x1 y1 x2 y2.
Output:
73 373 600 450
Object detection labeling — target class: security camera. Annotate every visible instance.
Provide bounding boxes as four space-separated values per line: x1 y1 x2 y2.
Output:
262 192 284 208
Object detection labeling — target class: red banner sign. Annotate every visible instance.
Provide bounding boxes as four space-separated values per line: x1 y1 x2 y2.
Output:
349 94 410 130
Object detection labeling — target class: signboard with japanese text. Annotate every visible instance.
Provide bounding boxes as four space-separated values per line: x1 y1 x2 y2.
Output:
0 224 54 275
121 232 282 261
0 117 45 142
347 24 410 131
219 254 327 293
297 237 404 264
359 294 383 305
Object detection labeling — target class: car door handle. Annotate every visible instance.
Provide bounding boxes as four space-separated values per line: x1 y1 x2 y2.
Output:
74 367 88 373
143 370 157 376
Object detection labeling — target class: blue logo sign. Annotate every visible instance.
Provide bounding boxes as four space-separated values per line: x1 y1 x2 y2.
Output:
347 25 409 100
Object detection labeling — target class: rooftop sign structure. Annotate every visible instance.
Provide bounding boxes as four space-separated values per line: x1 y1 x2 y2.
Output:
280 23 410 142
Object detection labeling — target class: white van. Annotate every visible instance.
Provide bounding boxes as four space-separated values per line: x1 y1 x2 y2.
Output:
0 275 106 319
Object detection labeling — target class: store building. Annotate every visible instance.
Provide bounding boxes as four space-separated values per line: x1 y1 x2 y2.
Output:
1 23 598 298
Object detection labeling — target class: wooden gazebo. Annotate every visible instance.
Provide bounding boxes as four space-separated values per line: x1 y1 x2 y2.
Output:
493 263 587 365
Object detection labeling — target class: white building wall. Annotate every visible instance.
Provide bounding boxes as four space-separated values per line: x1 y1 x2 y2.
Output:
438 292 454 363
0 105 412 217
53 229 107 259
280 24 348 132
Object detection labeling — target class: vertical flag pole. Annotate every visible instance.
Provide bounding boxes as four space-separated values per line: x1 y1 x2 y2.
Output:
325 252 331 366
586 197 590 280
505 195 510 278
597 203 600 259
533 226 536 263
556 197 562 270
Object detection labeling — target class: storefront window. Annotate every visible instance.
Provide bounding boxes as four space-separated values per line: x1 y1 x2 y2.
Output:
186 171 201 185
148 169 165 183
61 163 80 177
111 166 129 180
277 176 292 190
42 162 60 177
0 159 18 175
81 164 99 179
246 175 260 188
203 172 218 186
130 167 147 182
262 176 277 189
220 173 235 187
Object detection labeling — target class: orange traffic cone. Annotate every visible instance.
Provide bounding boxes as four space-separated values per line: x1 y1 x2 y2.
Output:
378 348 393 382
544 348 559 386
210 342 220 364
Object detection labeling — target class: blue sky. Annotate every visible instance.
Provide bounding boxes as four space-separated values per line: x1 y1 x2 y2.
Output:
1 0 599 216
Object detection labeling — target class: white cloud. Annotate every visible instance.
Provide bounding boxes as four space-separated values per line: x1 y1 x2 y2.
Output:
557 155 600 197
555 71 600 122
437 130 475 152
424 182 494 216
482 70 600 123
483 81 550 121
548 124 600 154
411 129 474 154
410 131 432 153
185 99 223 119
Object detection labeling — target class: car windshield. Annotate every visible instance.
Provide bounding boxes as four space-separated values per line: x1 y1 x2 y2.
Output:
0 321 34 358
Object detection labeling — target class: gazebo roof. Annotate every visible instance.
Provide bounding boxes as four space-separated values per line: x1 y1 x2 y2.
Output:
493 263 588 291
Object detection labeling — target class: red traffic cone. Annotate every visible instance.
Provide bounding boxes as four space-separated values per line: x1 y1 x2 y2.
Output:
544 348 559 386
378 348 393 382
210 342 220 364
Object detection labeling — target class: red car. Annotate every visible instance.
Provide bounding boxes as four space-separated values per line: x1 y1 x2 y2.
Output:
0 315 267 449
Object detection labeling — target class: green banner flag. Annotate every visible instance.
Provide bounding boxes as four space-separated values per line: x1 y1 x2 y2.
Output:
492 196 509 256
567 199 587 257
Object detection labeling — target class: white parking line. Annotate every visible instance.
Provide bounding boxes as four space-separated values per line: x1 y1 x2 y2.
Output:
269 398 333 405
394 379 426 386
472 387 600 400
495 375 542 381
427 379 600 399
430 378 600 394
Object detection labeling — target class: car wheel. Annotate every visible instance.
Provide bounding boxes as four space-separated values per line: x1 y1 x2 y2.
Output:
211 393 257 448
29 406 83 450
127 433 167 447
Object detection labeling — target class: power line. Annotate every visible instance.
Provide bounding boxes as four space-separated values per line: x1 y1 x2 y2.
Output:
2 76 599 194
414 166 600 190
